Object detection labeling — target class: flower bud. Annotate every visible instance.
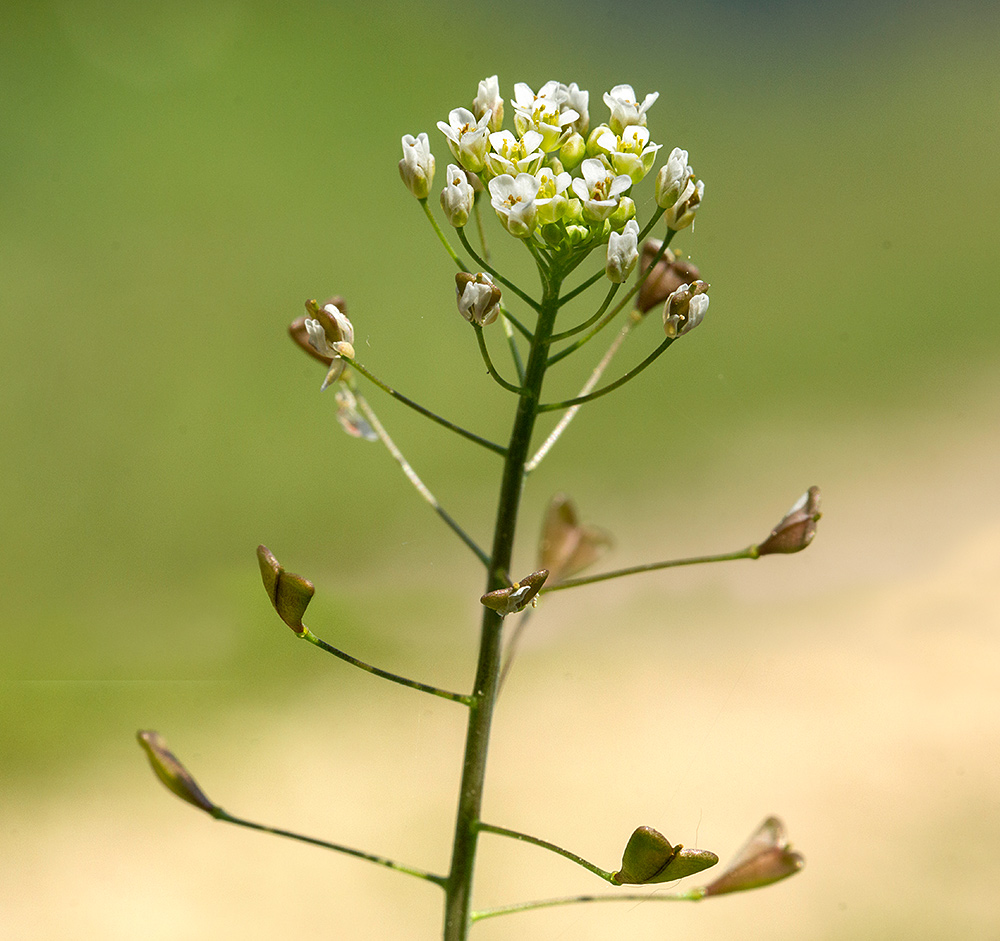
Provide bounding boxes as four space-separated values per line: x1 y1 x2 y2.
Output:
605 220 640 284
440 164 475 228
136 730 217 814
455 272 502 326
472 74 504 133
611 826 718 885
256 544 314 633
663 280 709 338
655 147 704 230
636 243 701 314
480 569 548 618
399 132 435 199
756 487 821 556
537 494 612 584
558 131 586 170
702 816 804 896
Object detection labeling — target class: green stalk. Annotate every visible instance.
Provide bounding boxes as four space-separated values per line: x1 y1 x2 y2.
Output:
442 270 563 941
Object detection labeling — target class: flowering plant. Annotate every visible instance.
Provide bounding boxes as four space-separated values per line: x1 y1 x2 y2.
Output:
139 76 817 940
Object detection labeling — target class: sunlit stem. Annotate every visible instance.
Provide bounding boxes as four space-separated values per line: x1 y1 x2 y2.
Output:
344 359 506 456
470 888 704 922
300 627 473 705
474 324 523 394
350 386 490 568
212 807 448 887
476 822 615 882
525 314 637 475
420 198 467 272
548 229 676 366
457 228 541 312
538 336 676 412
540 545 760 594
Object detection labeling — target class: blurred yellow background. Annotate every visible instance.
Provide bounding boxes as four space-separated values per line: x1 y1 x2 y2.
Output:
2 0 999 938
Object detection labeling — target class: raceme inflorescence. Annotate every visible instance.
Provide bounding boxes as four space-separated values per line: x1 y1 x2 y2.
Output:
139 76 818 940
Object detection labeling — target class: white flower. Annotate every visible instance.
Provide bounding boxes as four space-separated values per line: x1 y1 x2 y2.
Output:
655 148 704 230
440 164 475 228
456 272 502 326
488 172 541 237
593 124 661 184
437 108 492 173
398 133 435 199
603 84 659 134
564 82 590 136
533 166 572 225
473 75 504 133
511 81 579 153
486 129 544 178
304 303 355 389
605 219 640 283
570 158 632 222
663 281 709 338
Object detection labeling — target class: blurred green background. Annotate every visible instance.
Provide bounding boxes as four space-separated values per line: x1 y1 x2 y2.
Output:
3 0 999 938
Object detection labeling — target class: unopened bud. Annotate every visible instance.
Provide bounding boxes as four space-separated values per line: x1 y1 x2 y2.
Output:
256 544 314 633
702 816 804 896
136 730 217 814
611 826 719 885
663 280 709 338
558 131 586 170
455 272 502 326
756 486 821 556
636 242 701 314
473 75 504 132
399 132 435 199
480 569 548 617
440 164 475 228
294 299 356 389
538 494 612 584
605 220 640 283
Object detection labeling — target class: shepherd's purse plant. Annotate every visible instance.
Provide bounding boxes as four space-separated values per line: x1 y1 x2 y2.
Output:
138 75 819 940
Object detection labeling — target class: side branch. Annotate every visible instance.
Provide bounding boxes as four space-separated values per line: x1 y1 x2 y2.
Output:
538 336 676 412
477 822 614 882
540 546 758 593
458 228 542 312
471 888 702 922
474 324 524 394
345 358 507 456
213 807 448 887
351 388 491 567
301 628 473 705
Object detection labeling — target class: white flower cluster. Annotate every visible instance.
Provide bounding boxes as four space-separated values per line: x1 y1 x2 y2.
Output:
402 78 702 244
399 77 705 314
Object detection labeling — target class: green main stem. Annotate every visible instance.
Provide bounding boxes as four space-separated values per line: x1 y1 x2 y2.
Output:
443 271 562 941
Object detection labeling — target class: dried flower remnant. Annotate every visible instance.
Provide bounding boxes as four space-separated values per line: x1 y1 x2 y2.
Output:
702 817 804 896
636 242 701 314
757 487 822 556
537 494 612 584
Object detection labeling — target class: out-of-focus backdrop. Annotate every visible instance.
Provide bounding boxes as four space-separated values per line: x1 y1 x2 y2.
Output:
3 0 999 938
